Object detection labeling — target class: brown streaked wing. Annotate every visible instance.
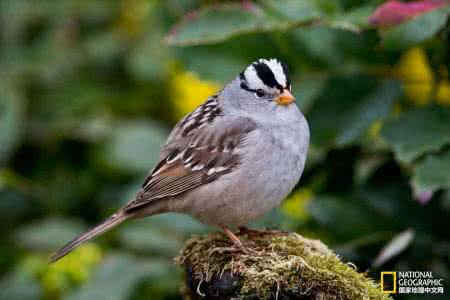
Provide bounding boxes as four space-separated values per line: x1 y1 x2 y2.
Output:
124 117 256 211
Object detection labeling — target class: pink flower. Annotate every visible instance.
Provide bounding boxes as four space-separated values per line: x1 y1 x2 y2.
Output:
414 190 434 205
368 0 448 27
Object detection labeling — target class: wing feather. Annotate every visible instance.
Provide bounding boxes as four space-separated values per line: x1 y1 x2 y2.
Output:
124 111 256 211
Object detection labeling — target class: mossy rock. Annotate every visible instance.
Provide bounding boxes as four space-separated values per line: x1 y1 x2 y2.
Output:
176 230 391 300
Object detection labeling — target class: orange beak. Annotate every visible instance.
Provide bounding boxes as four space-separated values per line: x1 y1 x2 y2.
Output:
275 90 295 106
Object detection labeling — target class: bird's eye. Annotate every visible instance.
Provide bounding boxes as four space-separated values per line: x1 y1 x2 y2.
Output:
255 89 266 97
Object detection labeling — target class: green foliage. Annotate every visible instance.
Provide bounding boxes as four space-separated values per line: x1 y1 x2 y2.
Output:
166 1 323 46
65 254 177 300
308 77 401 147
100 120 168 173
382 106 450 163
380 5 450 50
0 270 42 300
413 149 450 194
0 0 449 299
0 79 24 165
15 217 87 251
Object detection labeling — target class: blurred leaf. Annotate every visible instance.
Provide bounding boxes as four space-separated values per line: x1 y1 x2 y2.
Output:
126 31 172 82
309 77 399 147
326 3 376 32
15 217 86 251
372 228 415 268
441 189 450 212
334 231 392 256
146 213 207 234
307 195 387 239
0 79 24 165
361 176 413 217
262 0 323 22
293 73 327 111
380 5 450 50
336 80 401 146
101 120 168 173
65 254 172 300
381 106 450 163
175 48 244 82
362 176 449 235
0 0 44 42
290 26 379 70
0 270 42 300
117 222 183 255
354 155 387 185
166 1 322 46
412 149 450 194
117 214 207 254
84 31 124 64
0 186 36 224
291 27 344 67
166 0 200 16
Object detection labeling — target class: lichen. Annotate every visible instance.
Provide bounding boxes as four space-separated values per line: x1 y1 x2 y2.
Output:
176 231 392 300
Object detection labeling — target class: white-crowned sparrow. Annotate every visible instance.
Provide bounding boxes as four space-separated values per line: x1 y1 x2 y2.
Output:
51 58 309 262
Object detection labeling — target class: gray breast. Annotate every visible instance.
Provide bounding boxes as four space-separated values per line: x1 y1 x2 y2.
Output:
172 107 309 227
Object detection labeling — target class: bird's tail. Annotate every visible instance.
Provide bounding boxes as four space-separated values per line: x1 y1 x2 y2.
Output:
50 211 129 263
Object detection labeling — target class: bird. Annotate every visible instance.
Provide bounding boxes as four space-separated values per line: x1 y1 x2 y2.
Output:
51 58 310 262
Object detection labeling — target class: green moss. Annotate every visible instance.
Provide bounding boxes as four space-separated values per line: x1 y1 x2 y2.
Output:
176 231 391 300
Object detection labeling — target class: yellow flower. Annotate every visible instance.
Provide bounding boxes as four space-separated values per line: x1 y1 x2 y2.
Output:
44 244 102 294
171 70 220 119
118 0 154 37
21 244 103 296
395 47 434 106
436 78 450 106
281 188 313 221
41 270 69 295
77 242 103 265
367 120 383 139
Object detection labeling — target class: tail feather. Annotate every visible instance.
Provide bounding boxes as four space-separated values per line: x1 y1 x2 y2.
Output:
50 212 129 263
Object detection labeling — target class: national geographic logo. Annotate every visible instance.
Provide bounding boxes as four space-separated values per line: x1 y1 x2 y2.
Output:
381 271 445 295
381 272 396 294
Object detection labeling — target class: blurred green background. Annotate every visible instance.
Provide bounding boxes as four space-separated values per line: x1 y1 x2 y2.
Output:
0 0 449 299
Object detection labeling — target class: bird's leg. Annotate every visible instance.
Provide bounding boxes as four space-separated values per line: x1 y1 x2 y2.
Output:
222 226 243 248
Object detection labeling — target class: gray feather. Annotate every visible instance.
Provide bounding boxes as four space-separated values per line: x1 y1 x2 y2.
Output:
50 212 129 263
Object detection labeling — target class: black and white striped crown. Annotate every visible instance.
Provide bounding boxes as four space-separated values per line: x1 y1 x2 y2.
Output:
240 58 291 92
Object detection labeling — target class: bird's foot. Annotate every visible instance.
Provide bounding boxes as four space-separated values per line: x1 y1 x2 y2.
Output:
222 226 244 247
220 226 268 255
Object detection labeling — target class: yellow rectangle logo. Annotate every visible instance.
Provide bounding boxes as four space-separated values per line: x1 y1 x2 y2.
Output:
381 272 397 294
